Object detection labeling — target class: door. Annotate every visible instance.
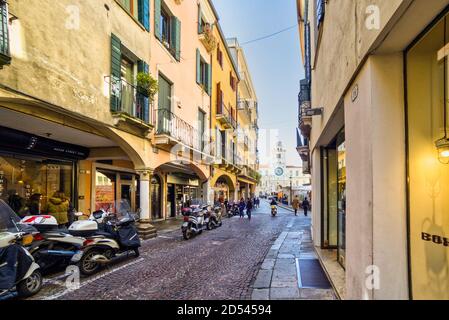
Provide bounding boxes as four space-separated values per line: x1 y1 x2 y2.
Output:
157 74 172 134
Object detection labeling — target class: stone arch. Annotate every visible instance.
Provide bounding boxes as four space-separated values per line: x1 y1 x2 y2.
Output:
210 174 236 191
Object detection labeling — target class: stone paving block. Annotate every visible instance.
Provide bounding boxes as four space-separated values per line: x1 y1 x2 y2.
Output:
270 287 300 300
299 288 336 300
278 253 295 259
251 289 270 300
265 249 279 259
261 259 276 270
253 270 273 289
270 280 298 288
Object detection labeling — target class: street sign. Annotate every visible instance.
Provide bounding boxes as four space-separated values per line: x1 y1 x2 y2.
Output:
304 108 323 117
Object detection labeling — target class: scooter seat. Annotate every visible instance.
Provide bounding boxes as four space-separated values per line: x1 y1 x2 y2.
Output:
94 230 117 239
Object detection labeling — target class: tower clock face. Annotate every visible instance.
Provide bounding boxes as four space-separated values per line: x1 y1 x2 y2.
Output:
275 167 284 177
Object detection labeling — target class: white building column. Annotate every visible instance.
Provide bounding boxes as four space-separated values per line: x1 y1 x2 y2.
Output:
136 169 156 239
203 179 214 205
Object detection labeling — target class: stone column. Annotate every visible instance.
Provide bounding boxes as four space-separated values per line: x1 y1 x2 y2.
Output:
136 169 157 240
203 179 214 205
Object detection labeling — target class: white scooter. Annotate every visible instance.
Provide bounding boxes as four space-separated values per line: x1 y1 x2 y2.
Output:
0 200 43 299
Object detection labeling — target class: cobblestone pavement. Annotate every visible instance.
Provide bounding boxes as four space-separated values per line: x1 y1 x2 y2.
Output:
30 201 297 300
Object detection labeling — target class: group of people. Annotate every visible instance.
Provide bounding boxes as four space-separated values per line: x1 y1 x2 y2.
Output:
270 195 310 217
7 190 75 227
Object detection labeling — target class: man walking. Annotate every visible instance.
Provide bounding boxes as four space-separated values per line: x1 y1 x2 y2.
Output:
302 197 310 217
239 198 246 218
292 195 300 216
246 198 253 221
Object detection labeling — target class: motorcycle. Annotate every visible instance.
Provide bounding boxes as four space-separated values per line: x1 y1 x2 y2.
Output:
68 200 141 276
228 202 239 218
20 215 85 274
181 206 205 240
271 205 278 217
209 205 223 229
0 200 43 299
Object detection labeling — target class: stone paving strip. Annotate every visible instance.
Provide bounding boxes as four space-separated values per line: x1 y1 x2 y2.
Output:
250 219 337 300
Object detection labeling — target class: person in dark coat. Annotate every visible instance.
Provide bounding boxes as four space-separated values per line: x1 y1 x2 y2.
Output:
246 199 253 221
302 198 310 217
239 198 246 218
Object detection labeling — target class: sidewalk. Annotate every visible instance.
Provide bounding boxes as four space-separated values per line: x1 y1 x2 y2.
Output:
151 217 184 235
250 216 336 300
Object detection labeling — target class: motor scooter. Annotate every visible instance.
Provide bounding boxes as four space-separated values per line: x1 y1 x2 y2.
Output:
68 200 141 276
271 205 278 217
181 206 205 240
0 200 43 299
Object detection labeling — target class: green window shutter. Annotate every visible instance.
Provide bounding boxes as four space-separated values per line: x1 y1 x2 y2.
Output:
206 63 212 96
196 49 201 85
197 4 202 34
137 60 150 123
111 34 122 112
154 0 162 40
170 16 181 61
138 0 150 31
175 18 181 61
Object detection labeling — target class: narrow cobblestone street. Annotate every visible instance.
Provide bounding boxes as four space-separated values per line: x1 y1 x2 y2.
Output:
27 201 334 300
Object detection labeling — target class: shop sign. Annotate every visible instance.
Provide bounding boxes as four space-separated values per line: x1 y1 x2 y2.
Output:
167 174 199 187
0 126 89 160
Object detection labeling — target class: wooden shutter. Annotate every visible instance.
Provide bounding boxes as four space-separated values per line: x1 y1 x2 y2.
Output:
206 63 212 96
110 34 122 111
138 0 150 31
154 0 162 40
137 60 150 123
197 4 202 34
196 49 201 85
171 16 181 61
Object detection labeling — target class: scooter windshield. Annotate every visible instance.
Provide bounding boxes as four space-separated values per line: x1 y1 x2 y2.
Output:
0 199 36 233
111 199 134 221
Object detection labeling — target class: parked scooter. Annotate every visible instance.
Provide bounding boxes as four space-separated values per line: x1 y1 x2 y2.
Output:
228 202 240 218
20 215 85 274
68 200 141 276
0 200 43 299
181 206 205 240
208 205 223 229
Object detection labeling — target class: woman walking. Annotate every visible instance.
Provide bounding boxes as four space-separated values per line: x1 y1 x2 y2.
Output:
246 198 253 221
292 196 300 216
239 198 246 218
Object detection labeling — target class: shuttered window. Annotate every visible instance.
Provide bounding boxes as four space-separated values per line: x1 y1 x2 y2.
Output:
0 1 11 68
196 49 211 96
155 0 181 61
137 0 150 31
110 34 122 111
137 60 150 123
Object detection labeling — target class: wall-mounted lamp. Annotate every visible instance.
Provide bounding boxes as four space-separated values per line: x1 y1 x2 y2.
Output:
436 138 449 164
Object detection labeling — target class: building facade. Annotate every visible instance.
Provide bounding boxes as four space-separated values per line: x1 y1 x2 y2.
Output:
258 141 311 200
297 0 449 300
228 38 260 199
0 0 258 238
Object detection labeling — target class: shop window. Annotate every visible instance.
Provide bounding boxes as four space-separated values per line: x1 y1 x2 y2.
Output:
0 156 73 217
406 13 449 300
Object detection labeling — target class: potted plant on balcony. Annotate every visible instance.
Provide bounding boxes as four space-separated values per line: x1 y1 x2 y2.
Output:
136 72 158 102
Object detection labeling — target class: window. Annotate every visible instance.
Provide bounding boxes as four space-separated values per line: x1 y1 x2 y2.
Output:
155 0 181 61
0 1 11 67
217 44 223 68
117 0 150 30
196 49 211 95
230 73 236 91
160 6 171 45
157 74 173 134
198 109 206 151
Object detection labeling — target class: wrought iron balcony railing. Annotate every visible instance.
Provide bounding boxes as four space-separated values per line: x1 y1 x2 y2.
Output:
155 108 203 151
216 102 237 129
110 76 150 124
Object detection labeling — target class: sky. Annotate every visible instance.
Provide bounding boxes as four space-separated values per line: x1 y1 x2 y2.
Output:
213 0 305 166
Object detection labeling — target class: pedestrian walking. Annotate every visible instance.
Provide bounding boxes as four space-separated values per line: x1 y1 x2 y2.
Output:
246 198 253 221
302 197 310 217
292 195 300 216
239 198 246 218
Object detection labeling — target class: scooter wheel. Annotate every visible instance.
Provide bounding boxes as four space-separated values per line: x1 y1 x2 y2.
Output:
78 249 102 276
16 270 42 298
134 248 140 257
183 229 192 240
207 221 214 230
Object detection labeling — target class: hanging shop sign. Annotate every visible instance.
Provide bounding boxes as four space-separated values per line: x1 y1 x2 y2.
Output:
0 126 89 160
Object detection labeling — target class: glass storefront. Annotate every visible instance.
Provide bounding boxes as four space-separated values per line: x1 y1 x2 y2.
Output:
94 168 139 212
0 154 74 217
321 129 346 268
337 130 346 268
406 12 449 300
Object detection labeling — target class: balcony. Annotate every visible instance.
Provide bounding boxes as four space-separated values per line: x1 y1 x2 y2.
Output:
298 79 312 138
110 76 152 132
199 24 217 54
215 145 242 174
154 109 208 155
216 103 237 129
0 1 11 68
238 100 251 120
239 165 259 183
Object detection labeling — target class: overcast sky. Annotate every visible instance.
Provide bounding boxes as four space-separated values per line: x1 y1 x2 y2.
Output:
213 0 305 166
